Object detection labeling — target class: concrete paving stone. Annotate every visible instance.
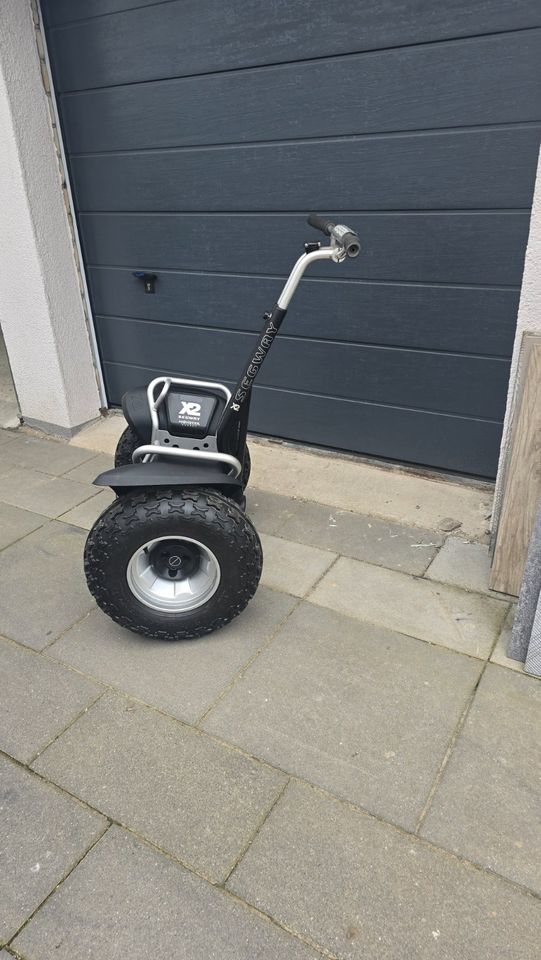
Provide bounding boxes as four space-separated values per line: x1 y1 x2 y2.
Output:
245 487 300 535
310 556 508 658
48 587 296 723
276 499 443 575
425 536 504 596
249 441 493 540
490 605 524 673
0 428 17 445
0 755 106 946
13 826 319 960
260 533 336 597
0 401 19 430
0 435 96 476
61 452 114 484
228 780 541 960
0 466 99 519
421 665 541 895
0 637 102 763
0 501 45 550
202 603 481 829
58 488 116 530
0 521 94 649
69 413 125 457
33 691 287 883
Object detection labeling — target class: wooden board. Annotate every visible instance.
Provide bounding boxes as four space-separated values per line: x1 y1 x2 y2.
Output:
490 340 541 595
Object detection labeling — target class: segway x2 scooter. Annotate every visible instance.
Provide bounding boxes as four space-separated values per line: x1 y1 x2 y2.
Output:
84 214 361 641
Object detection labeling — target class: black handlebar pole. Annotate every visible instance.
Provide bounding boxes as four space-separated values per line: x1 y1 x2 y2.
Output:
217 214 361 458
217 303 286 459
308 212 361 258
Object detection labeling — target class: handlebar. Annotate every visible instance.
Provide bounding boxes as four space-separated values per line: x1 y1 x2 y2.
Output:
307 212 361 258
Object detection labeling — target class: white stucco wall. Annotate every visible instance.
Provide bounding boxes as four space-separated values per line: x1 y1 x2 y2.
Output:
0 0 100 435
492 147 541 531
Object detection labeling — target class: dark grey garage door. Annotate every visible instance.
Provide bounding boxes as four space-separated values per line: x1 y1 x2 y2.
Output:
42 1 541 477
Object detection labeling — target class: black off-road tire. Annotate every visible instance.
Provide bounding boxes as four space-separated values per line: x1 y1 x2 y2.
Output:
240 446 251 488
114 425 141 467
84 487 262 641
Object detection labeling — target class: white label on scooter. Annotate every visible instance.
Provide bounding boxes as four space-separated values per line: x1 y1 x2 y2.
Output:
179 401 201 418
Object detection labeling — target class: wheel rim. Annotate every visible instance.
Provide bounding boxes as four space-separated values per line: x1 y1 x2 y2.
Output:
126 536 221 613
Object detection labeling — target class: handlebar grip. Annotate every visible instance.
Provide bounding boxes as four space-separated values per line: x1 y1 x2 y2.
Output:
307 213 361 258
307 212 335 236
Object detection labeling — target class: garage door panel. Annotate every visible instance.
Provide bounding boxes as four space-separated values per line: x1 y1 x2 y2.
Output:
102 360 502 477
44 0 541 93
44 0 541 476
94 316 509 419
41 0 163 27
71 128 540 212
61 31 541 155
250 386 503 478
80 212 529 287
88 268 517 357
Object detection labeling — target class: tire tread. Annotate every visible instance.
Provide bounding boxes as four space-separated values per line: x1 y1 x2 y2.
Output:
84 487 262 641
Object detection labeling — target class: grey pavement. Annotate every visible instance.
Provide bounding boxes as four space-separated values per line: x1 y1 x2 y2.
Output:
247 489 443 575
48 588 296 723
0 434 97 476
58 488 115 530
425 535 514 598
309 555 508 658
259 532 337 596
12 827 320 960
0 755 106 944
0 501 45 550
202 602 482 830
0 521 94 649
1 426 540 959
420 664 541 895
0 467 98 518
228 781 541 960
0 637 102 763
33 691 286 883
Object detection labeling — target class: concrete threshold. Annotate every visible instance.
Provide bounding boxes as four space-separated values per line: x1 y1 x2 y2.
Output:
67 412 493 541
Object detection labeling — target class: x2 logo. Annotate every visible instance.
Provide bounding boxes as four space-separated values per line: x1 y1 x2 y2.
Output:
179 401 201 418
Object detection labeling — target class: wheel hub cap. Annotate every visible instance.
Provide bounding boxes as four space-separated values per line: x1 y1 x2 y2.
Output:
146 539 200 580
126 536 221 613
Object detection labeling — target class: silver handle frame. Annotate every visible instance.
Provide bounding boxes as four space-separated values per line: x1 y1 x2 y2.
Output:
277 241 345 310
133 376 242 478
132 444 242 476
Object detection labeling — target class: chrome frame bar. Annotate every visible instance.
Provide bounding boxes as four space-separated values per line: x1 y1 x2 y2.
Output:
133 376 240 475
146 376 231 437
277 242 345 310
132 444 242 478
